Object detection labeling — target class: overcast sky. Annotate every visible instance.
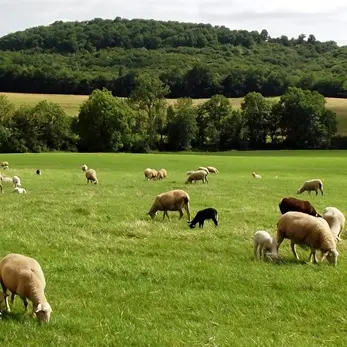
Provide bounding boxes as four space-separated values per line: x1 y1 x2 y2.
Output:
0 0 346 46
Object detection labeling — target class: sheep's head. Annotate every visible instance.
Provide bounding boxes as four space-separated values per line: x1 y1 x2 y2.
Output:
296 188 303 194
81 165 88 172
187 221 195 229
35 302 52 323
146 211 157 220
322 249 339 266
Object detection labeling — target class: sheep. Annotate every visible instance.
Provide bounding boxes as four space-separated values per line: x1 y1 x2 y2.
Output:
188 208 218 229
198 167 209 175
144 168 157 181
0 253 52 322
296 179 323 196
252 172 262 179
13 187 26 194
85 169 98 184
81 164 88 172
185 170 208 184
207 166 219 174
12 175 21 188
147 189 191 221
279 197 322 217
322 206 345 242
36 169 41 175
156 168 167 180
276 211 338 265
253 230 278 260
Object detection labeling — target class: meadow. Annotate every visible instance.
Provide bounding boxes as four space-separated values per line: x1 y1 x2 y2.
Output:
0 151 346 346
2 92 347 135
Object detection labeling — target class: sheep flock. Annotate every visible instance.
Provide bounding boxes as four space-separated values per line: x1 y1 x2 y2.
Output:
0 157 346 326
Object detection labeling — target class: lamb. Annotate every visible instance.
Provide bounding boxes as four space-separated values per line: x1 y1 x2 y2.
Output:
253 230 278 259
198 167 209 175
0 253 52 322
144 168 157 181
13 187 26 194
188 208 218 229
156 168 167 180
147 189 191 221
185 170 208 184
279 197 321 217
296 179 323 196
252 172 262 179
207 166 219 174
276 211 338 265
322 206 345 242
85 169 98 184
12 175 21 187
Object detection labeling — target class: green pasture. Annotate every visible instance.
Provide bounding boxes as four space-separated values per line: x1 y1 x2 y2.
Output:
0 151 346 346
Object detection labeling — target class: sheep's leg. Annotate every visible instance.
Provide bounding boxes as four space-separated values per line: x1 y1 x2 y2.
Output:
178 209 184 220
184 204 191 222
320 189 323 196
10 293 15 305
163 211 170 221
205 176 208 184
290 242 300 260
276 236 284 254
315 190 318 196
22 297 28 311
199 221 204 228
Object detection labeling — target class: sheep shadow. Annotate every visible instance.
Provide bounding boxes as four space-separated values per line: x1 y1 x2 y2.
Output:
0 311 29 323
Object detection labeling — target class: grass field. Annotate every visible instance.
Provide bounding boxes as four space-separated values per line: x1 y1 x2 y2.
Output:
2 92 347 135
0 151 346 346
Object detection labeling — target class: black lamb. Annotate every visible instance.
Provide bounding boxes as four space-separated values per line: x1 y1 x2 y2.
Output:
188 208 219 229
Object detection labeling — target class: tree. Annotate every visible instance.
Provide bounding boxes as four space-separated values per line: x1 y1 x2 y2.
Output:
167 98 198 151
129 73 170 149
241 92 272 147
77 88 134 152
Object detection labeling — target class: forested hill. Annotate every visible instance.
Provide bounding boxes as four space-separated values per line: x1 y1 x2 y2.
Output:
0 17 347 98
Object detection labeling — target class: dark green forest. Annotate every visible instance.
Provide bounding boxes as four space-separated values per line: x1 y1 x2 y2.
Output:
0 17 347 98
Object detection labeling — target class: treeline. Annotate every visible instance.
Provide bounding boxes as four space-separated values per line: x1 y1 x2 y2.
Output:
0 76 342 153
0 18 347 98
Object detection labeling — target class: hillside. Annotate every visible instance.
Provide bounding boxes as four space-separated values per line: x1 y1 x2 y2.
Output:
0 18 347 98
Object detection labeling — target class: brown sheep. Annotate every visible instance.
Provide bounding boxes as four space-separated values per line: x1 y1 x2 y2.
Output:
147 189 191 221
279 197 322 217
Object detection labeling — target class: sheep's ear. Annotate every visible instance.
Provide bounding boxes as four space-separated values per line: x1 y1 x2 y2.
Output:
35 304 43 313
321 251 329 262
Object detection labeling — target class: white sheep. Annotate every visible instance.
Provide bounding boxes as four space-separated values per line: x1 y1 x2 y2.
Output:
185 170 208 184
13 187 26 194
322 207 345 242
253 230 278 259
12 176 21 187
147 189 191 221
252 172 262 179
0 253 52 322
207 166 219 174
144 168 157 181
156 168 167 180
198 167 209 175
296 179 323 196
85 169 98 184
276 211 338 265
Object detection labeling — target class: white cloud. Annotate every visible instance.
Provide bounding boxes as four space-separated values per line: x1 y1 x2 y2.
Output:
0 0 345 45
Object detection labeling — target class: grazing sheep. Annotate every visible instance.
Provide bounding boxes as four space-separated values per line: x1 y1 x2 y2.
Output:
185 170 208 184
296 179 323 196
253 230 278 259
188 208 219 229
13 187 26 194
0 253 52 323
156 168 167 180
207 166 219 174
85 169 98 184
252 172 262 179
322 206 345 242
279 197 321 217
12 176 21 188
198 167 209 175
144 168 157 181
147 189 191 221
36 169 41 175
81 164 88 172
276 211 338 265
